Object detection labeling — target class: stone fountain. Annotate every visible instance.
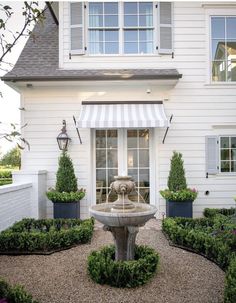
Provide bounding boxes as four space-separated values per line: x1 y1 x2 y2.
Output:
90 176 157 261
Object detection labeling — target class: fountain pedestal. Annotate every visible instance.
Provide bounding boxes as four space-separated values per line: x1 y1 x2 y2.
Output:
104 225 139 260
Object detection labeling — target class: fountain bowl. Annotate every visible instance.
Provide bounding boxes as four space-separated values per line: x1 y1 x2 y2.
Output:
89 202 157 227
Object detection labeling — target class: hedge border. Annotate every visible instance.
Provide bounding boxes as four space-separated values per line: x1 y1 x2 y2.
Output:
0 278 38 303
204 208 236 219
0 218 94 255
88 245 159 288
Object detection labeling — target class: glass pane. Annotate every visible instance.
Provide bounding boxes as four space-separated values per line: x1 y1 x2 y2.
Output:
212 61 226 82
139 42 153 53
124 15 138 27
212 40 225 60
128 150 138 168
139 15 153 27
96 150 106 167
231 161 236 172
107 130 117 148
105 30 119 42
124 42 138 53
139 150 149 167
96 130 106 148
140 188 150 203
139 2 152 14
139 129 149 148
89 15 103 27
104 15 118 27
231 149 236 161
211 17 225 39
89 42 103 54
221 137 229 148
127 130 138 148
104 2 118 14
128 169 138 184
108 150 118 167
227 17 236 39
105 42 119 54
96 188 106 204
139 30 153 41
231 137 236 148
227 59 236 82
124 2 137 14
89 3 103 15
221 161 230 172
96 169 106 184
124 30 138 42
108 169 118 185
221 149 230 160
89 30 103 43
139 169 149 187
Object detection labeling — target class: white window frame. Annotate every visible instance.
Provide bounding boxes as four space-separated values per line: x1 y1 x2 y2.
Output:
85 1 159 56
219 135 236 174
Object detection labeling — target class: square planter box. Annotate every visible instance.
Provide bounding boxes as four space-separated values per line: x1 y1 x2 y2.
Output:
166 200 193 218
53 201 80 219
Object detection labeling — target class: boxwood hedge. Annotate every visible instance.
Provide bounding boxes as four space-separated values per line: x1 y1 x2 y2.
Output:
0 218 94 254
204 208 236 219
0 278 38 303
88 245 159 288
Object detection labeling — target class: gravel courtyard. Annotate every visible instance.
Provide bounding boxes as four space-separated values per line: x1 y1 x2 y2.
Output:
0 220 225 303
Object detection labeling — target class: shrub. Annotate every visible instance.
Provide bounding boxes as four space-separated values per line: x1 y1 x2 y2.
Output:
56 152 78 193
0 171 12 179
0 218 94 254
160 188 198 202
0 278 38 303
204 208 236 219
88 245 159 288
46 190 85 203
168 151 187 191
225 257 236 303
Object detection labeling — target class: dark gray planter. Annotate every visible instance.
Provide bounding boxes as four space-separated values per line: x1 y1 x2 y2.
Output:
166 200 193 218
53 201 80 219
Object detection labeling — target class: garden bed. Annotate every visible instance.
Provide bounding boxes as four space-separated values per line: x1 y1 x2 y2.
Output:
0 218 94 255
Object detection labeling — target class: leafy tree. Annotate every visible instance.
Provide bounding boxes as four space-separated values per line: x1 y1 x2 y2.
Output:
56 152 78 193
0 146 21 167
168 151 187 191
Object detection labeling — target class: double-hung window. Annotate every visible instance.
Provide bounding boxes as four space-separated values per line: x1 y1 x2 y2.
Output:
220 136 236 172
211 16 236 82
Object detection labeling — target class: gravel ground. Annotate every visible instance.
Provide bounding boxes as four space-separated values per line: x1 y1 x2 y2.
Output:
0 219 225 303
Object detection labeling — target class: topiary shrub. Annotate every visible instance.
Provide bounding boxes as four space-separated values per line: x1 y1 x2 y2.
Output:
88 245 159 288
168 151 187 191
225 256 236 303
0 278 38 303
56 152 78 193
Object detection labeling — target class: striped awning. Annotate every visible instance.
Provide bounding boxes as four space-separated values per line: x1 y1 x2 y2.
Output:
77 101 169 128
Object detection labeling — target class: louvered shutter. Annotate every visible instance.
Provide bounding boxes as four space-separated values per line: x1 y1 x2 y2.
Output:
205 136 219 175
70 2 84 55
158 2 173 54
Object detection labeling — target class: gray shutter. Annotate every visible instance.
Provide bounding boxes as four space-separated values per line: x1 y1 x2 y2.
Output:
158 2 173 54
205 136 219 175
70 2 84 55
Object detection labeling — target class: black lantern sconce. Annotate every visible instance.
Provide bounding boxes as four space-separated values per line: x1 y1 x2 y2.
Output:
57 120 71 151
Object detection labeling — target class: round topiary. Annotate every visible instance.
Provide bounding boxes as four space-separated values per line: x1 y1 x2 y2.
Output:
88 245 159 288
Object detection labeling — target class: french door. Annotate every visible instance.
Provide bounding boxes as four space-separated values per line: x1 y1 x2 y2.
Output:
95 129 150 204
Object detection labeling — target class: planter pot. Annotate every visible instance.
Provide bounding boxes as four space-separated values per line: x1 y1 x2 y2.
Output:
53 201 80 219
166 200 193 218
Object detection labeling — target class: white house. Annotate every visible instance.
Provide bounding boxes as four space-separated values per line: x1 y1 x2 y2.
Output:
2 1 236 219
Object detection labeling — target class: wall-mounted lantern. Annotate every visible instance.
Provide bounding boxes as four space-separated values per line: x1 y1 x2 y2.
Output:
57 120 71 151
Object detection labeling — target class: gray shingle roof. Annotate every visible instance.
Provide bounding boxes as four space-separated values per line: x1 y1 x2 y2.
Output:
2 9 182 82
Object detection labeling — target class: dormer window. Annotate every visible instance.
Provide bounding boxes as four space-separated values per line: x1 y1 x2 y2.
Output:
70 2 173 56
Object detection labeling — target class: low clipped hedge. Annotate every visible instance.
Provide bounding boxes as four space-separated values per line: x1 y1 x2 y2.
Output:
162 215 236 303
0 278 38 303
0 218 94 254
204 208 236 219
88 245 159 288
0 170 12 186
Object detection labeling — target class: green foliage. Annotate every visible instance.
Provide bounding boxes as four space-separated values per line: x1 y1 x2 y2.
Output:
225 257 236 303
160 188 198 202
0 170 12 178
55 152 78 193
46 190 85 203
0 147 21 168
88 245 159 288
204 208 236 219
168 151 187 191
0 218 94 253
0 278 38 303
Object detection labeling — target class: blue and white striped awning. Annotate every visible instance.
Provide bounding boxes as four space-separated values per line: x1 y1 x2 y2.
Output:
77 101 169 128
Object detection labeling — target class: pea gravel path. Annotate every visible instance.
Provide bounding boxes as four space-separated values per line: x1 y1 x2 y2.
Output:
0 219 224 303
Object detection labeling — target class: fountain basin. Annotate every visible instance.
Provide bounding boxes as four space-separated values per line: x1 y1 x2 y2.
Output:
90 202 157 227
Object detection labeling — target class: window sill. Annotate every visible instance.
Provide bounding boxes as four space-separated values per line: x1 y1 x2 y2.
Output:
70 53 166 58
204 82 236 87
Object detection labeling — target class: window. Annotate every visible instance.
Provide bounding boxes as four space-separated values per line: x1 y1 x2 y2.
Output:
211 16 236 82
220 136 236 172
